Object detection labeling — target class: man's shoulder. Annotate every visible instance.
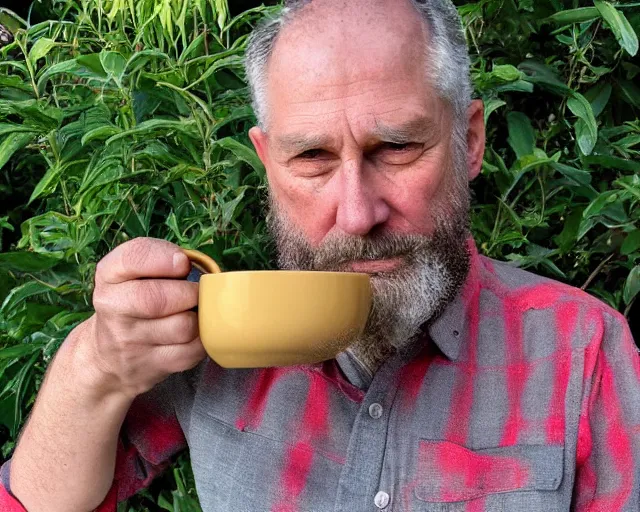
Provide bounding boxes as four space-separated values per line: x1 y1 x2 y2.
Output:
477 255 630 351
479 254 613 311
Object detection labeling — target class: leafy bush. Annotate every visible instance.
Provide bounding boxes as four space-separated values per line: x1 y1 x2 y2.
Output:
0 0 638 510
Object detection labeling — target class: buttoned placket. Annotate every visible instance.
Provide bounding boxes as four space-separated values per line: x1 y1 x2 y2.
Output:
332 352 409 512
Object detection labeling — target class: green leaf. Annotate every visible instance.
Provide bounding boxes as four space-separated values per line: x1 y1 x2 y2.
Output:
584 155 640 173
0 344 41 361
0 252 62 273
0 216 13 231
178 33 205 65
491 64 523 83
574 119 596 156
494 80 534 94
1 281 54 317
0 132 34 171
11 350 40 434
99 51 127 82
594 0 639 56
28 165 62 204
0 99 63 128
617 134 640 150
0 124 38 137
218 187 247 228
567 93 598 155
483 98 506 125
214 0 229 31
76 53 107 77
507 112 535 159
551 162 592 187
0 61 28 76
584 82 612 118
547 7 599 25
583 190 619 219
28 38 56 67
124 49 171 75
621 230 640 256
623 266 640 305
501 150 552 200
36 59 81 95
81 125 122 146
184 54 244 91
105 119 198 145
618 80 640 109
0 75 31 92
166 212 186 242
215 137 264 172
519 61 569 95
554 208 584 253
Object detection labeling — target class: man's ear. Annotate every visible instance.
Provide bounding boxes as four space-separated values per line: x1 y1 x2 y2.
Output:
466 99 486 181
249 126 269 169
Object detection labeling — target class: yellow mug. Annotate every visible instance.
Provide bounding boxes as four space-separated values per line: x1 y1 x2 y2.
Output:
182 249 372 368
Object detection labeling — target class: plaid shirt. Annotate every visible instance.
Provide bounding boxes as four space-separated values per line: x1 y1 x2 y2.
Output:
2 242 639 511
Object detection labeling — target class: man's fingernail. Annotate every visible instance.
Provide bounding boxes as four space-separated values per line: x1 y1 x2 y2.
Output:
173 252 188 269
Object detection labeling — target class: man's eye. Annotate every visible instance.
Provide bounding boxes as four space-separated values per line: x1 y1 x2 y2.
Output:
298 149 325 159
375 142 424 164
385 143 411 151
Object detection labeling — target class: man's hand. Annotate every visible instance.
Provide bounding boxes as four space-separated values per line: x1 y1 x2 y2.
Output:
86 237 206 399
9 237 206 512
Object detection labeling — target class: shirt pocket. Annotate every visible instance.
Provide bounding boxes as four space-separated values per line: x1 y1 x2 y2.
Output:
413 440 564 512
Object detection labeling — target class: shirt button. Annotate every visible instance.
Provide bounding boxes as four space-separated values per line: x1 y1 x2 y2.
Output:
374 491 390 509
369 402 383 419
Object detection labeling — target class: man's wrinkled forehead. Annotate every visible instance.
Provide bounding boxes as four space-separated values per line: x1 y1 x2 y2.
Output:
268 0 426 86
265 0 431 131
277 0 424 46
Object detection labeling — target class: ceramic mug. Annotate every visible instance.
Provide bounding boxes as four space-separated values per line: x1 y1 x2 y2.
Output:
182 249 372 368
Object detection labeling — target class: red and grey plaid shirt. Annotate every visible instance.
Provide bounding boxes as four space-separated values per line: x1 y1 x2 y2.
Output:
2 242 639 511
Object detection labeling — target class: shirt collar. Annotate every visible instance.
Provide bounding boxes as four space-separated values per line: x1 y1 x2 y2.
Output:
335 239 482 387
427 239 481 361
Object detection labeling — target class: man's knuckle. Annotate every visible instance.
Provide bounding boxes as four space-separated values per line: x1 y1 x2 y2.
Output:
176 313 197 338
122 238 153 272
94 257 109 282
92 289 112 314
141 280 167 317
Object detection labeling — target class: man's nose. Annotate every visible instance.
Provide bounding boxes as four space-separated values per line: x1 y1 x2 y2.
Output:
335 159 390 236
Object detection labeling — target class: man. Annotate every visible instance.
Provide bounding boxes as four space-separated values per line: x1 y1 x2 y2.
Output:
2 0 639 510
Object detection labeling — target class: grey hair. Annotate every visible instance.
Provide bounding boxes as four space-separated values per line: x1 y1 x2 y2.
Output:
244 0 473 130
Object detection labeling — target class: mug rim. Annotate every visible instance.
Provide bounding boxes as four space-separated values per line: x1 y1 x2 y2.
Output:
198 270 371 278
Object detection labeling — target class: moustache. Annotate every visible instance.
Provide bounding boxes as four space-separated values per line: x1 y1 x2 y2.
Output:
311 232 432 272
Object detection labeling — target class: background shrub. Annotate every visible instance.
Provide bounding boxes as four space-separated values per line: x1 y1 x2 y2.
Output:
0 0 638 509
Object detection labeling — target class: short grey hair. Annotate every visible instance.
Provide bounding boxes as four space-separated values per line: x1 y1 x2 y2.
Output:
244 0 472 130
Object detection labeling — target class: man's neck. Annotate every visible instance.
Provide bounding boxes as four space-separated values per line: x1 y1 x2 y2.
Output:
348 339 396 378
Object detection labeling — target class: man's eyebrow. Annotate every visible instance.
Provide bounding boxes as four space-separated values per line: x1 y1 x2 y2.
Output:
273 117 438 153
373 116 439 144
274 133 331 154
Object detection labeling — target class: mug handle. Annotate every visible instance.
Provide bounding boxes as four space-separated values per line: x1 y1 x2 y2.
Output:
182 249 222 275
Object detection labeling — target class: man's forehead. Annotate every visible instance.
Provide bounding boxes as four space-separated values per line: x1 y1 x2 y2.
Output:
263 0 439 144
269 0 426 80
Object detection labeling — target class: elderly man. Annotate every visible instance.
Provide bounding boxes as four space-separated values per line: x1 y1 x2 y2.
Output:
2 0 639 511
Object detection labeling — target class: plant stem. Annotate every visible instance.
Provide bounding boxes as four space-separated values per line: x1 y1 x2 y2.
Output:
581 253 615 291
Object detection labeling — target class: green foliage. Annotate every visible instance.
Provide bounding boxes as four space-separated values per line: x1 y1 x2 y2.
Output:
461 0 640 313
0 0 638 510
0 0 274 508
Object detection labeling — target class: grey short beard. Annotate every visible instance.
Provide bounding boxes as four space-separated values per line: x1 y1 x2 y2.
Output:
266 191 471 373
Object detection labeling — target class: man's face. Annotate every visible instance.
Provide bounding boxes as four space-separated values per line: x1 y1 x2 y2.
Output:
249 0 485 363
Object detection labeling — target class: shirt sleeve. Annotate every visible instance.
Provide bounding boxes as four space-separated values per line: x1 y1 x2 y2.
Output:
0 374 188 511
573 308 640 511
